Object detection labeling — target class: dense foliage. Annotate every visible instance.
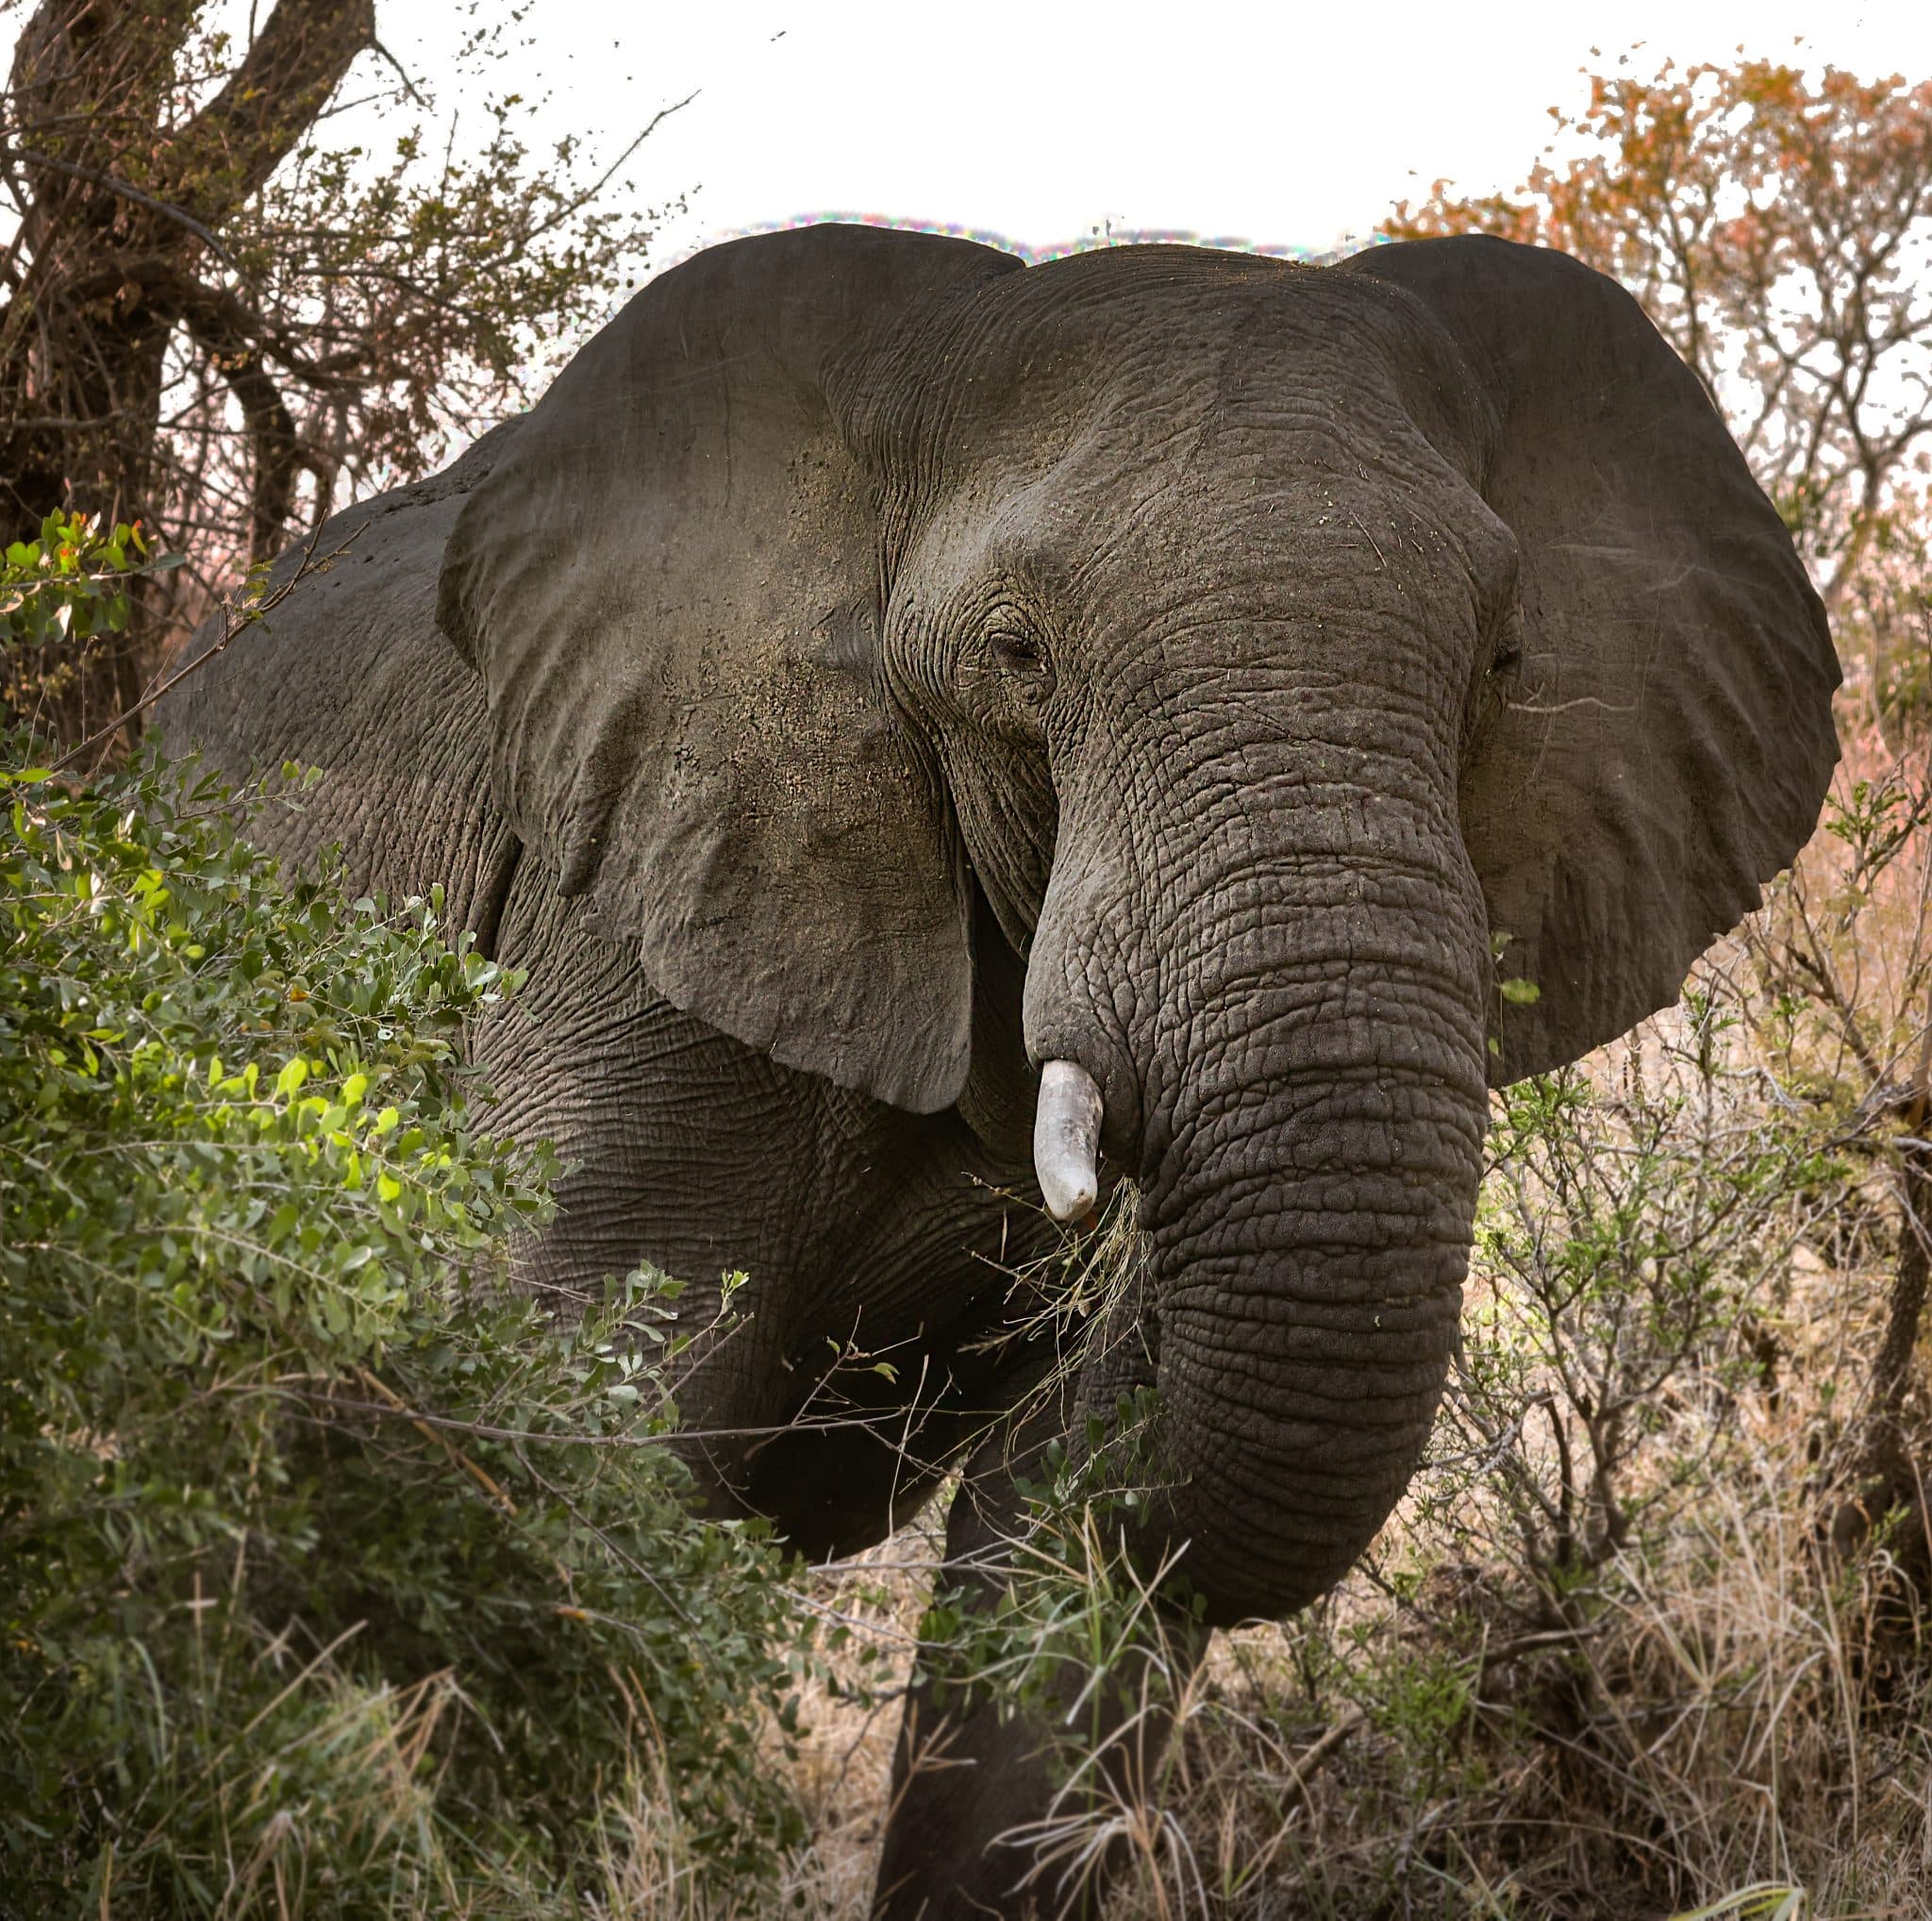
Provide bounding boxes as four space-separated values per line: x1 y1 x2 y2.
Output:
0 739 810 1916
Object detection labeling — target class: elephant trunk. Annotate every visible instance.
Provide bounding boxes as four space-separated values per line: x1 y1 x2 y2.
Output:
1140 932 1487 1623
1026 732 1491 1628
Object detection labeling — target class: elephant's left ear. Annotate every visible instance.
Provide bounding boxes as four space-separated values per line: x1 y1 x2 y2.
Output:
438 226 1024 1112
1344 235 1841 1082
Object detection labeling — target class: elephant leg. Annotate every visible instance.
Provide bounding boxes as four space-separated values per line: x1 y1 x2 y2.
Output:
874 1405 1209 1921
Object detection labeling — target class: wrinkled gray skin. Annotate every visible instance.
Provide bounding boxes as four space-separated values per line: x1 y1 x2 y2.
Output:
163 226 1840 1916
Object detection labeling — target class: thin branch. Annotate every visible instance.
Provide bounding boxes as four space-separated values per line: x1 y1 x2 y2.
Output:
0 143 235 267
364 36 425 109
516 91 696 247
275 1388 908 1450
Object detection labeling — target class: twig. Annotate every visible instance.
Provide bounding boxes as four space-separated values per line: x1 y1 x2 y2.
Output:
1289 1709 1365 1781
273 1384 900 1448
780 1588 921 1645
353 1364 517 1515
512 1441 692 1625
365 38 426 109
517 92 697 245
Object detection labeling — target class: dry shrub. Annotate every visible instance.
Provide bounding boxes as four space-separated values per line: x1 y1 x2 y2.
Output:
1100 1385 1932 1920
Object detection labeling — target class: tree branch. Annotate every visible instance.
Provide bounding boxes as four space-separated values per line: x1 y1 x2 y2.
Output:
0 142 235 266
156 0 375 226
50 517 364 774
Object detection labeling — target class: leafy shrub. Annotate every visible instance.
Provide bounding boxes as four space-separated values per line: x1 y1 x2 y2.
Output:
1442 996 1848 1594
1 510 177 653
0 741 811 1917
1 509 183 730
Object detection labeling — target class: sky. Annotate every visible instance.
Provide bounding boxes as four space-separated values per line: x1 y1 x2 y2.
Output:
368 0 1932 287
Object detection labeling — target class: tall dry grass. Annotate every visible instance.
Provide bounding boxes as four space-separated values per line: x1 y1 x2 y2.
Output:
592 1383 1930 1919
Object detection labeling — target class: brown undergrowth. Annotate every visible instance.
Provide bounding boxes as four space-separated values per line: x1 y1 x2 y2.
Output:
597 1389 1932 1918
596 1255 1931 1916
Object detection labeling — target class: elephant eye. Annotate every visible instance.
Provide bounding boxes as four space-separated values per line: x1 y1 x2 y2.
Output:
986 626 1055 694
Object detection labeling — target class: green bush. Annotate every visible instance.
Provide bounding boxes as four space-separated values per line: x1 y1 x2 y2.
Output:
0 742 810 1917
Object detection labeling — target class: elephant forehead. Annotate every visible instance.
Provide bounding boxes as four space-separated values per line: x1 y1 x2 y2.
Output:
918 248 1466 429
874 277 1491 576
906 400 1495 629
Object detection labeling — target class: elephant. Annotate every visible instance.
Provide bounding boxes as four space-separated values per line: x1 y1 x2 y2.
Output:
160 223 1840 1915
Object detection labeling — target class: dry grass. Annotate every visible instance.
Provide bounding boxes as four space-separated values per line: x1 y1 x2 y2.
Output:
583 1506 941 1921
649 1360 1927 1921
1118 1405 1932 1918
576 1369 1924 1921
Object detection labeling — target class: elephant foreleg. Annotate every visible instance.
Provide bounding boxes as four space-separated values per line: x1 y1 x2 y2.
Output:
875 1409 1209 1921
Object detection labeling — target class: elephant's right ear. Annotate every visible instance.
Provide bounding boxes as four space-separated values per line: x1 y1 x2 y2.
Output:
1344 235 1840 1082
438 226 1024 1112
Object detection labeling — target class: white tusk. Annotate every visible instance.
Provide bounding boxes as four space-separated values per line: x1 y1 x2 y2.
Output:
1034 1060 1104 1224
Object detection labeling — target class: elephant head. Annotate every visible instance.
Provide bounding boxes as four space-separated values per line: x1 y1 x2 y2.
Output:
437 226 1838 1626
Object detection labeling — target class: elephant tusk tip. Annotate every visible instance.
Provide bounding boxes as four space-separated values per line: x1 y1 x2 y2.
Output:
1040 1169 1098 1225
1034 1059 1104 1225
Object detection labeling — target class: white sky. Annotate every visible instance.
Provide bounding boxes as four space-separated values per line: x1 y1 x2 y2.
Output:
371 0 1932 289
